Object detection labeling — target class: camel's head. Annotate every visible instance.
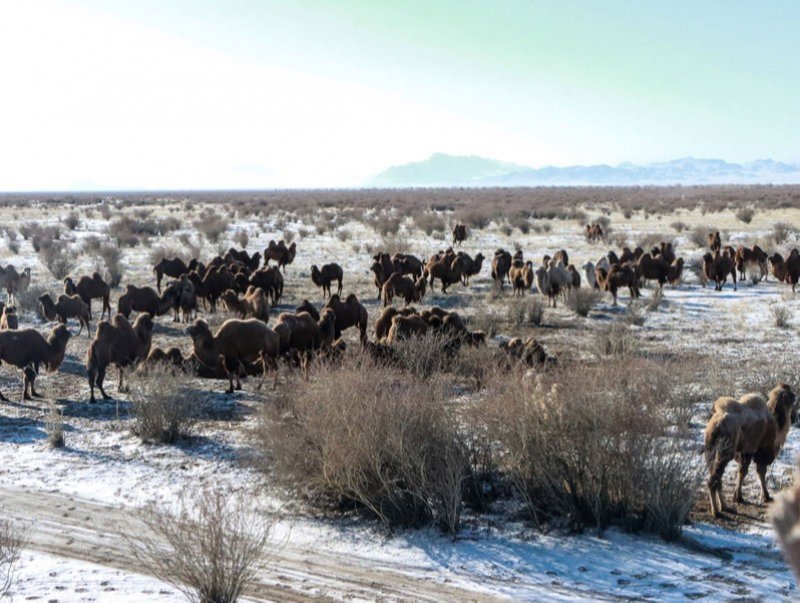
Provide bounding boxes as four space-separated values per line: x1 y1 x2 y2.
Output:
185 319 212 342
771 382 798 423
48 324 71 349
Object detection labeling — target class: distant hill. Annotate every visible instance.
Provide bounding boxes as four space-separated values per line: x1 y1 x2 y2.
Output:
367 154 800 187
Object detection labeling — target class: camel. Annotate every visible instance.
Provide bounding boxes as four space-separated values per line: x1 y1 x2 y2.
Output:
585 224 604 242
381 273 426 306
264 240 297 272
704 383 797 517
491 249 512 289
596 264 640 305
221 287 270 322
500 337 557 368
0 306 17 330
452 224 467 246
65 273 112 320
510 260 533 296
87 313 154 403
322 294 368 341
38 293 91 337
0 324 71 401
425 255 465 294
310 263 344 298
118 283 180 318
392 254 425 279
708 231 722 252
249 266 284 305
186 318 280 393
770 250 800 292
153 257 189 292
636 253 670 290
735 245 768 282
453 252 484 285
703 251 737 291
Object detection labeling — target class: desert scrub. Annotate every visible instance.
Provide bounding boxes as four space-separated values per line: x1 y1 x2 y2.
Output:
129 366 195 444
128 487 273 603
479 359 700 539
260 360 468 533
566 288 601 317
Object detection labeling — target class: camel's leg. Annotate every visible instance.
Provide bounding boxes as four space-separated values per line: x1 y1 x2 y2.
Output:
734 455 752 503
708 484 720 517
117 367 128 394
97 367 111 400
22 372 31 401
757 463 773 503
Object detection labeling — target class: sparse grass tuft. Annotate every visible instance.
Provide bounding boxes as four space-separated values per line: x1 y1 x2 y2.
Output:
735 207 756 224
566 288 601 317
45 403 65 448
129 367 195 444
772 304 791 329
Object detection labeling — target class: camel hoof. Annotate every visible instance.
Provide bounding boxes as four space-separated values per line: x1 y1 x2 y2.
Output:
23 394 31 401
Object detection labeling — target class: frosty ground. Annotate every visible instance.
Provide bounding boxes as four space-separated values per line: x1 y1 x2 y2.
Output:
1 197 800 601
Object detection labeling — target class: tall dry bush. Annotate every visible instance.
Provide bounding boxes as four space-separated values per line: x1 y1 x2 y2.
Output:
39 246 77 280
128 487 273 603
479 358 700 539
261 360 468 533
96 244 124 288
0 519 24 596
129 366 195 444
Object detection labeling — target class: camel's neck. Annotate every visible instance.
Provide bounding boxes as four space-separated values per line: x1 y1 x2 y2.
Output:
44 340 67 371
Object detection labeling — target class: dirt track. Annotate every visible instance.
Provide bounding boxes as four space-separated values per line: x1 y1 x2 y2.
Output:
0 485 504 602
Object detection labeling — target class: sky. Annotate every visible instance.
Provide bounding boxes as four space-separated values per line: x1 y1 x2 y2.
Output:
0 0 798 190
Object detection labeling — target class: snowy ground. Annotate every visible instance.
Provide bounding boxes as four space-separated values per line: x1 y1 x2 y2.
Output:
1 198 800 600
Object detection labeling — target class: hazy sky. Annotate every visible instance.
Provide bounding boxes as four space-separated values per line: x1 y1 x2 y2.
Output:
1 0 798 190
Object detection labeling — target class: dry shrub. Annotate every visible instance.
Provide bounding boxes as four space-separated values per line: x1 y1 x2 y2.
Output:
392 330 460 380
413 211 446 235
233 229 249 248
593 322 638 356
148 244 185 267
0 520 24 596
479 359 700 539
735 207 756 224
773 305 791 329
195 213 230 244
637 232 670 252
689 226 711 248
108 214 179 247
65 212 81 230
507 297 544 326
29 224 61 252
566 288 601 317
647 288 665 312
262 361 467 532
81 235 103 255
128 487 273 603
96 244 124 288
670 221 687 233
45 402 65 448
15 283 48 318
455 208 491 230
773 222 797 246
129 366 195 444
38 245 77 280
686 256 708 286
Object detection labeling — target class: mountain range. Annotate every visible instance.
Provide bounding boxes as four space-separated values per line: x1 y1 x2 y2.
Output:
367 153 800 187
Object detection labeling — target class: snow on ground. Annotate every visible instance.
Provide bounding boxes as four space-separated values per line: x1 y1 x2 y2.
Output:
10 549 179 602
2 200 800 600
